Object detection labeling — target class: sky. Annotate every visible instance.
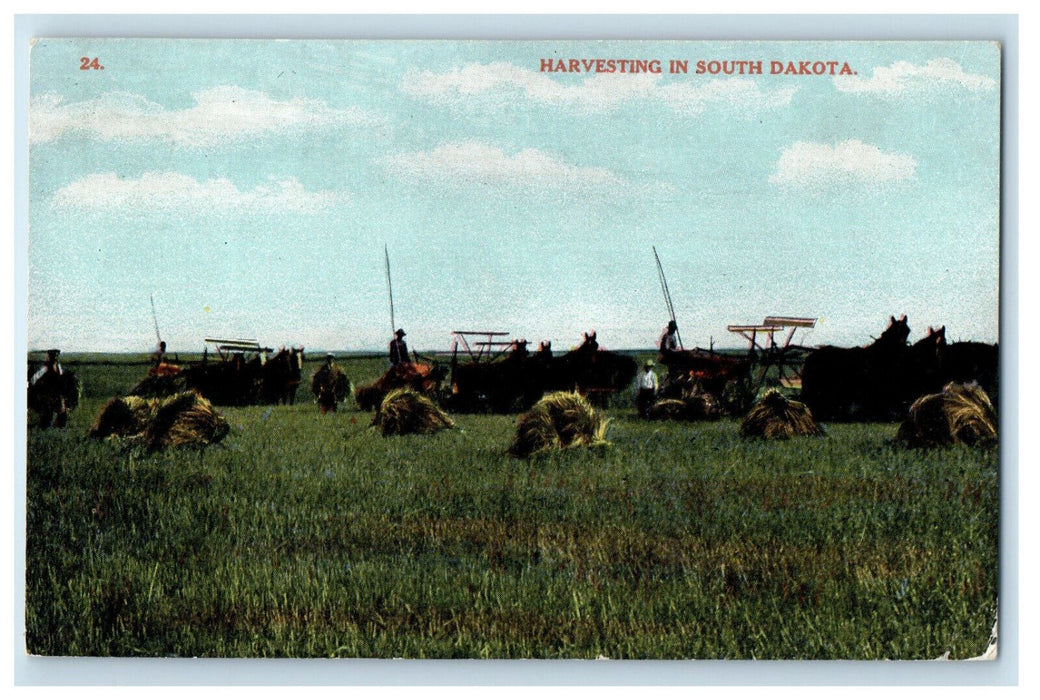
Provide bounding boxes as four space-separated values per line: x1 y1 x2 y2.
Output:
26 39 1001 354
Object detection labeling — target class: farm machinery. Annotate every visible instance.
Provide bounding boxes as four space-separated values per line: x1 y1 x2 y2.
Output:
130 338 304 406
446 330 637 413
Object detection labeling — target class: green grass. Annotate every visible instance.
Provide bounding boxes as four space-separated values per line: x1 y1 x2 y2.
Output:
24 357 999 659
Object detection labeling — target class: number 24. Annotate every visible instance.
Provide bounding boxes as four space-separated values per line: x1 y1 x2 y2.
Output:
79 57 103 70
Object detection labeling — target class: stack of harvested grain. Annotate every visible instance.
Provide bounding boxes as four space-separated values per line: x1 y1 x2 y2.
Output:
372 388 455 436
897 382 997 448
144 392 230 449
740 389 825 439
88 391 229 450
508 391 609 458
89 395 153 439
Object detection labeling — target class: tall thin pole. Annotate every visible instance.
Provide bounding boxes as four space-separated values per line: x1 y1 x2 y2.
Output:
652 246 684 350
384 245 396 336
150 293 163 346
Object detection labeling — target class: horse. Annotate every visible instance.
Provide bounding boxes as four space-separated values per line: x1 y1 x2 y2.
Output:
906 326 948 395
355 359 447 411
183 352 261 406
940 340 999 407
543 332 638 405
800 315 924 421
260 346 304 405
449 339 540 413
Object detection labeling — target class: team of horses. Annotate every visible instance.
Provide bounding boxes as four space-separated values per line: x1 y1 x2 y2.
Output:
447 332 638 412
184 346 305 406
800 315 998 421
125 346 306 407
28 316 998 426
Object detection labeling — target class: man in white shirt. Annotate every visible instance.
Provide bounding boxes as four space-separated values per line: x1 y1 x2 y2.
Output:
636 360 659 418
30 348 62 385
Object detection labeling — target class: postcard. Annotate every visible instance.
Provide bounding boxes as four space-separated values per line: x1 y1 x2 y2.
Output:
25 38 1001 663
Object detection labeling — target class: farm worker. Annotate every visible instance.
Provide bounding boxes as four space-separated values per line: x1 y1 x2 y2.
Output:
312 353 342 414
152 340 167 367
389 328 411 365
29 349 69 428
659 320 679 356
636 360 659 418
29 348 63 386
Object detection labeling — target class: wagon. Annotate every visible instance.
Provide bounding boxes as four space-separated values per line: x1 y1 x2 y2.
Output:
658 316 816 414
132 338 303 406
447 330 637 413
656 347 755 414
726 316 817 390
446 331 536 412
176 338 273 406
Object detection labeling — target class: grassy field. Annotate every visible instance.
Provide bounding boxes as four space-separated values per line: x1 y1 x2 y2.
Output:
24 355 999 659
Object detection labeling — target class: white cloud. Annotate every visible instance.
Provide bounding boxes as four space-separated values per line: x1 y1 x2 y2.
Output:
401 62 795 114
30 86 380 147
51 172 344 213
835 58 997 95
381 141 632 193
770 140 917 187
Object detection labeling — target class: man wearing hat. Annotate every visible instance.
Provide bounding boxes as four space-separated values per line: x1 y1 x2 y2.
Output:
659 320 679 357
29 349 71 428
636 359 659 418
389 328 411 366
30 348 63 386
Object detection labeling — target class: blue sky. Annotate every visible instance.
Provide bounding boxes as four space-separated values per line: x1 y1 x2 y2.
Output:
27 39 1001 353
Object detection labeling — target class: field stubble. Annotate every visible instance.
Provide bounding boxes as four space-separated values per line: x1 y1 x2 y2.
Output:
25 357 998 659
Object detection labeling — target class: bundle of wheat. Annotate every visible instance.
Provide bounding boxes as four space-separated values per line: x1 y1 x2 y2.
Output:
144 392 230 449
371 388 455 436
740 389 825 439
88 392 229 449
508 391 610 458
88 395 153 438
897 382 997 448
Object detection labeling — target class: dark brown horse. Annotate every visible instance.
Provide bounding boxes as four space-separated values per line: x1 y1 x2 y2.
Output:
448 339 538 413
800 316 948 421
260 346 304 405
941 340 999 406
540 332 638 405
355 360 447 411
183 352 261 406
